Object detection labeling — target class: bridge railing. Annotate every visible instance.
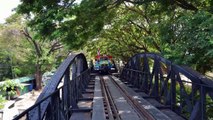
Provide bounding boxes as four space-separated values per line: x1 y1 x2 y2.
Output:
120 53 213 120
14 53 90 120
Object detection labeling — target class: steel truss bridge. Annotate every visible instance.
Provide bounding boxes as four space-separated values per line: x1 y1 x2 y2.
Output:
14 53 213 120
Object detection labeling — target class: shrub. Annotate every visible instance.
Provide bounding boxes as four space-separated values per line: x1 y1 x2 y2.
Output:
0 79 23 98
0 95 6 109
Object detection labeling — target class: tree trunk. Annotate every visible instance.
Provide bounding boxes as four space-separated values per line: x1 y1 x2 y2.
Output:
35 64 42 90
196 64 208 74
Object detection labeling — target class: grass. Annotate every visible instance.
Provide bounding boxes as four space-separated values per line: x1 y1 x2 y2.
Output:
0 95 6 109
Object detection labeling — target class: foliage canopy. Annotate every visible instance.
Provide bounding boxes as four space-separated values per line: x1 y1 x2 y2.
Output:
16 0 213 73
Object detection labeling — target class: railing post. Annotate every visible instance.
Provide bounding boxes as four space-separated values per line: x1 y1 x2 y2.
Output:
142 54 149 93
130 70 133 84
72 61 77 79
200 85 206 120
171 64 176 111
150 56 159 98
134 56 141 88
51 91 60 120
77 57 83 76
130 59 135 84
71 62 78 109
76 59 84 99
63 67 71 117
155 57 159 99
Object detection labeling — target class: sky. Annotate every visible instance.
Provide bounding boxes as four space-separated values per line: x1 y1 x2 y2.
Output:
0 0 20 23
0 0 83 24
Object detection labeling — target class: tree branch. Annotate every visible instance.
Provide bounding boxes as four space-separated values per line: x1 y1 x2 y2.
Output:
124 0 155 5
21 28 42 57
174 0 198 11
124 0 197 11
129 20 151 35
46 40 63 56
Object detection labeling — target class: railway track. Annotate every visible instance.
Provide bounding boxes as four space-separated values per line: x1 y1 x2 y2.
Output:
99 75 155 120
100 76 121 120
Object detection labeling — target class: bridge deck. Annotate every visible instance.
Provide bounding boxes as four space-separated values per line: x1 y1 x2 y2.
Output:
13 53 212 120
70 74 184 120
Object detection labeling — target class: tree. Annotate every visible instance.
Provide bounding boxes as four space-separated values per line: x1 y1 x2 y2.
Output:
0 14 30 80
84 2 168 61
158 11 213 73
21 28 64 89
16 0 115 49
16 0 213 74
0 14 67 89
119 0 212 12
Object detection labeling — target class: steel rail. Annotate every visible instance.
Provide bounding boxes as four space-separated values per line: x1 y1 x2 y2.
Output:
108 75 155 120
100 76 121 120
100 76 114 120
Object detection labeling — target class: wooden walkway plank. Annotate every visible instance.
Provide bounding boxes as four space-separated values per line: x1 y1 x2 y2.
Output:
69 112 91 120
110 76 172 120
104 76 142 120
92 76 106 120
